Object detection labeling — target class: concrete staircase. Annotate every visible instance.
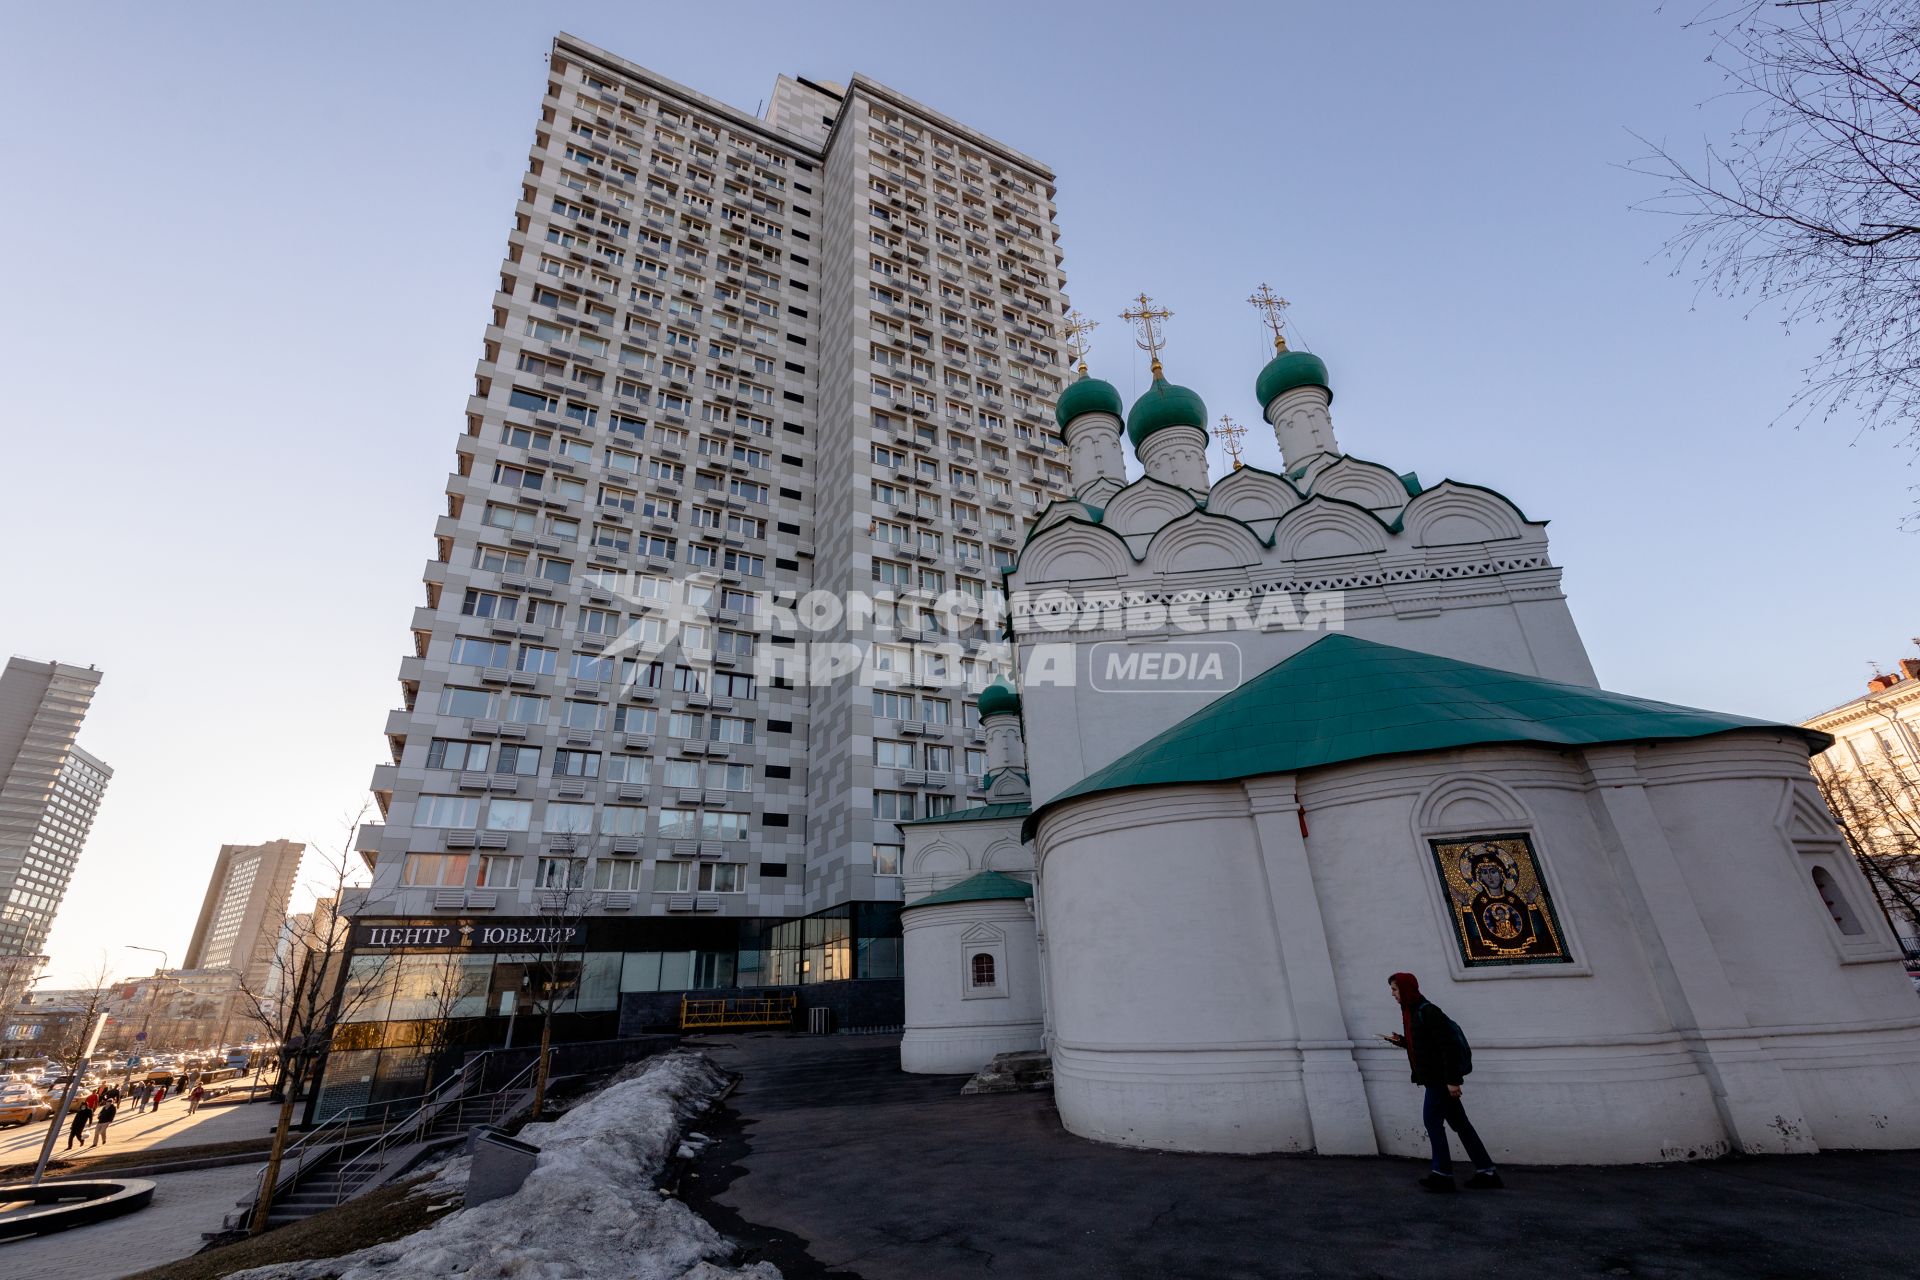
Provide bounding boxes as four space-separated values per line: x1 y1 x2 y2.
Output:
962 1050 1053 1095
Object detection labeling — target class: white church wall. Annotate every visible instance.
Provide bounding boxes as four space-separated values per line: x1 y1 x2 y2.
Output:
900 898 1043 1074
1038 786 1316 1153
1032 735 1920 1161
899 816 1033 902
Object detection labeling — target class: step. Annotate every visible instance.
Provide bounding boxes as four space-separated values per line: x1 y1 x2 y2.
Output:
960 1050 1053 1095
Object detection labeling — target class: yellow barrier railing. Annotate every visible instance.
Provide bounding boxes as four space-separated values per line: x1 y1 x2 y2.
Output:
679 992 799 1030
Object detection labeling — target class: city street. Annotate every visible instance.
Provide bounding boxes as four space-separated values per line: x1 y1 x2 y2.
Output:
0 1096 277 1166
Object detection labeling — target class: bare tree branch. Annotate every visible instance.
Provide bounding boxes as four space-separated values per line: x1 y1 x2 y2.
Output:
1631 0 1920 522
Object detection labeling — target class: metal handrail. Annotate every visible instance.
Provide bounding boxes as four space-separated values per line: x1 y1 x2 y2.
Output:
261 1049 499 1207
319 1057 542 1209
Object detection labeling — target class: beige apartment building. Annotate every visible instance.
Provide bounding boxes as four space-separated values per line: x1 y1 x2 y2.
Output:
185 839 304 996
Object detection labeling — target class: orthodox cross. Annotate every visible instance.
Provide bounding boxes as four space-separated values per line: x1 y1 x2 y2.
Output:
1061 308 1097 376
1247 282 1290 352
1213 415 1248 471
1120 293 1173 377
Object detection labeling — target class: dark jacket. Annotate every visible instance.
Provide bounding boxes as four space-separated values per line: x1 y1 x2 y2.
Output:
1408 1000 1467 1088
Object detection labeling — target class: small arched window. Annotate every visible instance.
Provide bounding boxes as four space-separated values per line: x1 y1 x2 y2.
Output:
970 952 996 987
1811 866 1866 936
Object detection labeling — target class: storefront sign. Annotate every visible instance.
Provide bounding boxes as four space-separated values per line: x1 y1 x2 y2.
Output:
352 919 586 953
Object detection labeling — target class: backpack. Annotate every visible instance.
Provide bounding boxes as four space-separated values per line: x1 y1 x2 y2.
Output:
1421 1003 1473 1077
1442 1011 1473 1077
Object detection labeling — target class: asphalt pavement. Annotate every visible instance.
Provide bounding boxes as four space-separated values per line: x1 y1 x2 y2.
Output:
682 1033 1918 1280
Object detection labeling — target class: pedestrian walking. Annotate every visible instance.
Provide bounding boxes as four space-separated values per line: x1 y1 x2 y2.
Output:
151 1084 167 1108
65 1100 93 1150
1383 971 1503 1192
91 1097 118 1146
188 1083 207 1114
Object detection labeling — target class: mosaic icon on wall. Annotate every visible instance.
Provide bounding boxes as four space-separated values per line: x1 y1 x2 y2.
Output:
1429 833 1571 966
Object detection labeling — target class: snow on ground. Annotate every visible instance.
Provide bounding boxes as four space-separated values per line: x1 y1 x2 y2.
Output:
230 1050 778 1280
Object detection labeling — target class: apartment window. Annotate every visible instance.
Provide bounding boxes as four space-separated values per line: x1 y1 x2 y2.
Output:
536 857 586 889
711 716 753 744
560 700 607 730
553 750 602 778
600 754 647 785
485 800 532 832
873 791 916 821
668 711 704 739
475 855 521 888
438 687 497 719
702 812 748 842
614 705 657 734
545 802 594 834
401 853 470 886
874 690 914 719
414 795 481 829
925 745 953 773
875 740 914 769
496 745 541 776
450 636 511 668
873 845 902 876
516 644 557 675
426 739 489 771
599 805 646 835
658 808 698 839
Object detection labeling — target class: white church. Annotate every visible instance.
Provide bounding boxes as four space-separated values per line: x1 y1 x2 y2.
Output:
895 301 1920 1165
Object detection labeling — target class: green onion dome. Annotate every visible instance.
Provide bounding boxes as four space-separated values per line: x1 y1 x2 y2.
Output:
1256 348 1332 413
1126 376 1208 449
976 676 1021 719
1054 373 1125 428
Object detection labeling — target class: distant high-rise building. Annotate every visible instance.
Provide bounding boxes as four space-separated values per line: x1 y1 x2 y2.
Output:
0 657 108 1004
185 840 304 994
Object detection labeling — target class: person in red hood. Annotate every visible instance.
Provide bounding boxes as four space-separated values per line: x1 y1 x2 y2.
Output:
1384 971 1502 1192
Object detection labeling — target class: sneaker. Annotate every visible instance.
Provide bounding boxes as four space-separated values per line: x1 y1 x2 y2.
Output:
1465 1171 1505 1190
1417 1173 1457 1193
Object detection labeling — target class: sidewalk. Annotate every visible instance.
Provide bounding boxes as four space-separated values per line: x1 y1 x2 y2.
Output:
685 1033 1920 1279
0 1163 258 1280
0 1098 279 1168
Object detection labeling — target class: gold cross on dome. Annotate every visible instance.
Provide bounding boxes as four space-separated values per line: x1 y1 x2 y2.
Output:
1061 309 1097 376
1248 282 1290 352
1120 292 1173 377
1213 415 1248 470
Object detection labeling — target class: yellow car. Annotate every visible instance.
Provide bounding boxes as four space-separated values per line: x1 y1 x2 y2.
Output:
0 1082 54 1126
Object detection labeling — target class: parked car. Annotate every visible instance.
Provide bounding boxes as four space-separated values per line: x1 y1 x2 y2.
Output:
0 1081 54 1126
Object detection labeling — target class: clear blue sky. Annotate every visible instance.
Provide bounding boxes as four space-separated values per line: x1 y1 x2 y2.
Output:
3 1 1913 984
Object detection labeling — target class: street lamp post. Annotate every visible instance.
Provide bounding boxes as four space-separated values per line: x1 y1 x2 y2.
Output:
121 946 169 1092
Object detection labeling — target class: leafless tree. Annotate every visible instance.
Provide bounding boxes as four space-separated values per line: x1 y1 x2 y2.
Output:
525 865 600 1115
412 950 478 1097
238 805 397 1234
1631 0 1920 514
1815 753 1920 943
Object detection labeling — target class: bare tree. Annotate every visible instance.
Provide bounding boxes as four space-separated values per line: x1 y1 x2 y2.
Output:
1631 0 1920 510
524 863 600 1115
237 806 397 1234
27 957 116 1184
411 950 477 1098
1815 754 1920 944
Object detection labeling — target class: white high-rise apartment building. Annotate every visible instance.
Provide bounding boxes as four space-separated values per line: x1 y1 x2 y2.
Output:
350 36 1074 1001
0 657 109 1007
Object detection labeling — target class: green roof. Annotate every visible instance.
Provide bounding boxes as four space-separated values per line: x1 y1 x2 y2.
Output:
1127 376 1208 448
1256 348 1331 411
903 869 1034 910
900 801 1032 827
1055 374 1125 428
1022 634 1829 840
977 676 1021 719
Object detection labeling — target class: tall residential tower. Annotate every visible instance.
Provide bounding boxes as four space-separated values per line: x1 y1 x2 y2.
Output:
184 839 304 995
346 36 1075 1033
0 658 109 1005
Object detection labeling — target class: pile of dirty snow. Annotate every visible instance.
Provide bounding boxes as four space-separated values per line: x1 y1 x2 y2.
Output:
231 1050 777 1280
